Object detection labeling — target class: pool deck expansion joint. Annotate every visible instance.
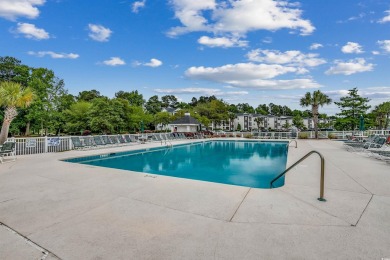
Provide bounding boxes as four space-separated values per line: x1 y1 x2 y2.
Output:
229 188 251 222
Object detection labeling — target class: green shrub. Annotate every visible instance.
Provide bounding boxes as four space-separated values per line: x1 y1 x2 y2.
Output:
298 132 309 139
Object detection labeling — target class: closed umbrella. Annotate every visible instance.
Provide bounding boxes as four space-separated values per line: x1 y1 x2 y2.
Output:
140 121 144 133
359 115 364 131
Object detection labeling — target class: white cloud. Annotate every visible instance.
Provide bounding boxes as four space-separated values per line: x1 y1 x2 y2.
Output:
145 58 162 67
325 88 390 101
154 87 249 97
325 58 374 75
372 51 380 55
367 86 390 91
378 40 390 53
198 36 248 48
379 10 390 23
186 63 298 81
262 37 272 44
28 51 79 59
15 22 49 40
341 42 364 54
168 0 314 37
323 90 350 98
247 49 326 67
132 0 146 13
88 24 112 42
309 43 323 50
0 0 45 20
102 57 126 66
185 63 320 90
133 58 162 67
227 78 321 90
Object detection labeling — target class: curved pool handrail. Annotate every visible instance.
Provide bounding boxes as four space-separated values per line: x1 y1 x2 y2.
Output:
270 150 326 202
288 139 298 148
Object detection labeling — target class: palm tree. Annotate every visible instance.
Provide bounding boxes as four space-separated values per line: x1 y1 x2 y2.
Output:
254 117 264 131
0 81 35 144
300 90 332 139
228 112 237 131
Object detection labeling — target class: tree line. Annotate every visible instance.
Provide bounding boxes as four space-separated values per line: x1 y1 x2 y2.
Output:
0 56 389 143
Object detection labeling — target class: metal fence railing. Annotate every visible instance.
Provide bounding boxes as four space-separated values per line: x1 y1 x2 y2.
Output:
5 130 390 156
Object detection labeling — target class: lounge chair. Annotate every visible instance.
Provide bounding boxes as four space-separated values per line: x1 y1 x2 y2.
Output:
91 136 106 148
344 135 376 145
108 136 119 145
0 142 16 163
153 134 162 143
117 135 127 145
364 137 386 149
344 135 381 151
71 137 87 150
83 137 96 148
124 135 132 143
129 135 138 143
347 136 386 152
101 136 113 145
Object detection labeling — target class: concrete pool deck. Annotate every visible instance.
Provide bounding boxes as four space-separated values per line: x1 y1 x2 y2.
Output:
0 139 389 259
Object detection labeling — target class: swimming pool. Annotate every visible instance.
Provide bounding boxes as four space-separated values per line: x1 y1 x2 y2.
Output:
64 140 288 188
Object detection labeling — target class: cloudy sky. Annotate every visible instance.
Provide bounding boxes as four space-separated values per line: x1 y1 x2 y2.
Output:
1 0 389 114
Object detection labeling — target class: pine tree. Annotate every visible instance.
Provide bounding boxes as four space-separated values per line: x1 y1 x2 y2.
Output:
334 88 371 130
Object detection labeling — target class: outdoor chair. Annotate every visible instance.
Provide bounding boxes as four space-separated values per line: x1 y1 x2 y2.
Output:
71 137 87 150
344 135 381 151
101 136 113 145
0 142 16 163
364 137 386 149
129 135 138 143
370 150 390 162
83 137 96 149
93 136 106 147
109 136 120 146
117 135 127 145
344 134 375 144
153 134 162 143
124 135 132 143
346 136 386 152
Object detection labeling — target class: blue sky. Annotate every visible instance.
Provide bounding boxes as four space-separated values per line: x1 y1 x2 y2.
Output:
1 0 390 114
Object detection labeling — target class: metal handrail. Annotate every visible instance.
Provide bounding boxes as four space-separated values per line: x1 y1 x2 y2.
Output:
270 150 326 202
289 139 297 148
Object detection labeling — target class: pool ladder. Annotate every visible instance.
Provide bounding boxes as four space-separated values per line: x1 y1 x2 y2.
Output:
270 150 326 202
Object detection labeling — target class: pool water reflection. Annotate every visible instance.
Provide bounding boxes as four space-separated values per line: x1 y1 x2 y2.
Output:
68 140 288 188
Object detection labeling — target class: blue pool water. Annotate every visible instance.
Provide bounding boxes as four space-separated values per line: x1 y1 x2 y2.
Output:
64 140 288 188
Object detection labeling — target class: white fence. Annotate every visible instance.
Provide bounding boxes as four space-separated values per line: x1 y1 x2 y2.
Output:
5 130 390 156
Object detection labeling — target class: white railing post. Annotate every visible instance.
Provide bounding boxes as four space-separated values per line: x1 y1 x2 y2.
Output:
44 136 48 153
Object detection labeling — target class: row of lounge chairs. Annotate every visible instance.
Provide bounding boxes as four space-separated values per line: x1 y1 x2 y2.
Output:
251 132 296 139
71 135 141 150
343 134 390 163
70 133 195 150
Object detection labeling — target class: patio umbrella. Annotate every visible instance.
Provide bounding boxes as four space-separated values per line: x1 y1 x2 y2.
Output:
359 115 365 131
140 121 144 133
